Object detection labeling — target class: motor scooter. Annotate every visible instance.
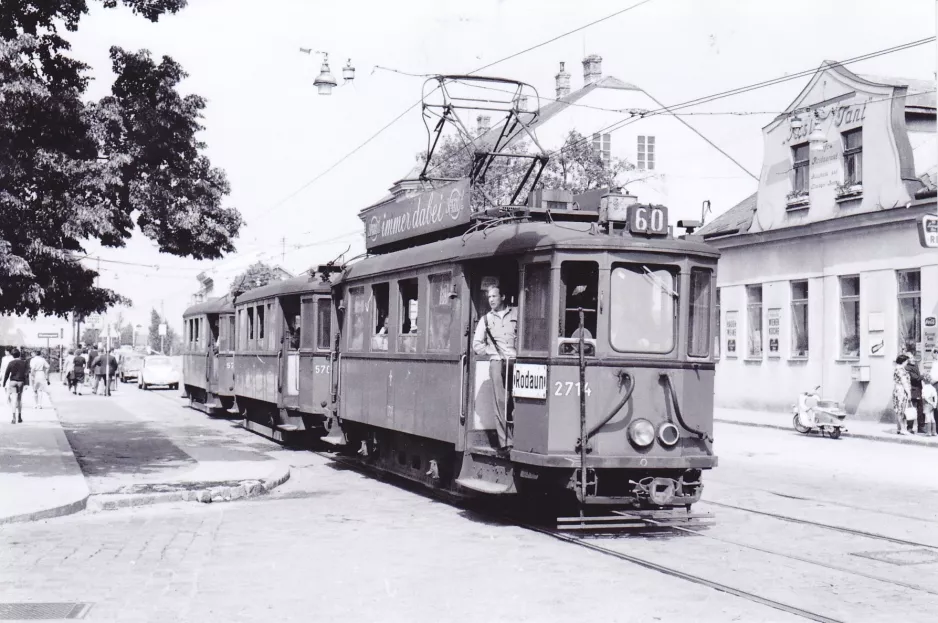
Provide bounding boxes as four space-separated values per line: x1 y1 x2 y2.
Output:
792 386 848 439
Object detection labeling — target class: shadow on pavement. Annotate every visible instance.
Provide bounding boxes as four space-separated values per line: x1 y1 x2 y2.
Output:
59 419 195 477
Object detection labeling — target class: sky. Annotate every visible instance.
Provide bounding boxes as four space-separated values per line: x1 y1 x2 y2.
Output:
65 0 936 331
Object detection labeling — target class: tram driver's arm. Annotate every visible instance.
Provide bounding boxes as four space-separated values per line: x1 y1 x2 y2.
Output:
472 317 488 356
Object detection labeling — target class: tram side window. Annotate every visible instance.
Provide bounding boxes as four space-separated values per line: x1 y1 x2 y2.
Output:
428 273 454 352
228 315 236 352
257 304 266 350
300 299 315 350
688 268 712 357
398 278 419 354
348 287 367 352
247 307 255 349
560 261 598 339
522 264 550 352
372 283 390 352
317 299 332 350
218 316 227 352
238 309 246 350
283 299 301 350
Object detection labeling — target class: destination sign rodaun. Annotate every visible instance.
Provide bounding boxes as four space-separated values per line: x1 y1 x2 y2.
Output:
360 179 472 250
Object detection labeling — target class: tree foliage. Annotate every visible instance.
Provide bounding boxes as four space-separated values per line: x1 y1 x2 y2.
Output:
422 129 642 206
0 1 242 319
230 261 283 299
146 308 175 353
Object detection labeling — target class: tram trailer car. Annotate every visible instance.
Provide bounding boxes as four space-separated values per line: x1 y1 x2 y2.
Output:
231 275 336 442
326 214 719 511
182 295 236 415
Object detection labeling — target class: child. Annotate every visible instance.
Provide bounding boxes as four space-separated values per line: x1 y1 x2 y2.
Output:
923 369 937 437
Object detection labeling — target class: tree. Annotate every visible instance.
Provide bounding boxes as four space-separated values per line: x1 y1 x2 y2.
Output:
541 130 634 194
147 308 166 353
230 262 282 298
0 2 243 319
81 327 101 347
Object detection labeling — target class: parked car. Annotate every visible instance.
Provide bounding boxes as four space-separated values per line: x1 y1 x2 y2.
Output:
137 355 179 390
118 354 145 383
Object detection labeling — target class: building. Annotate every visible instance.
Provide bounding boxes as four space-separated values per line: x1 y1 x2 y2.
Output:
191 265 293 305
696 61 937 420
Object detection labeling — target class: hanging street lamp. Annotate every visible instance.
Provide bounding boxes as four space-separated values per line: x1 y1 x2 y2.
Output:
808 109 828 152
300 49 355 95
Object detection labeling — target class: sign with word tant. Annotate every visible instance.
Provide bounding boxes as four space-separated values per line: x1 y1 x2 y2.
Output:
627 204 669 236
512 363 548 400
360 179 471 251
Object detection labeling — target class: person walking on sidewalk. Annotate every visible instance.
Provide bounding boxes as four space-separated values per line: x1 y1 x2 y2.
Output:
905 350 926 433
3 349 29 423
68 350 86 395
893 354 913 434
0 348 13 404
29 350 50 409
923 369 938 437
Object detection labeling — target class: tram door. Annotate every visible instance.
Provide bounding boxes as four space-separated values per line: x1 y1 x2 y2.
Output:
463 259 519 452
279 296 301 410
206 313 221 393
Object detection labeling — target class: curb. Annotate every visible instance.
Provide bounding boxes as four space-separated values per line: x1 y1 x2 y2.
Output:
716 418 938 448
86 463 291 512
0 494 90 526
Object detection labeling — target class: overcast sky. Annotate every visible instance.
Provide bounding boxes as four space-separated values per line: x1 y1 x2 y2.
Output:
67 0 936 329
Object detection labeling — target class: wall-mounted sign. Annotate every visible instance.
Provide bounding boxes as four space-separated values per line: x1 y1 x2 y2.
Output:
726 311 738 357
512 363 548 399
925 316 938 363
767 308 781 357
360 179 472 251
920 215 938 249
868 312 885 333
869 338 885 357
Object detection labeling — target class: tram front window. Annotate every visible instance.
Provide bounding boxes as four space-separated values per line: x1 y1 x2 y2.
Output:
609 264 676 353
559 261 598 356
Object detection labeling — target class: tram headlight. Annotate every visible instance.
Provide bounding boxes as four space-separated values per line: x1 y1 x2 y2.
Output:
658 422 680 447
628 419 655 448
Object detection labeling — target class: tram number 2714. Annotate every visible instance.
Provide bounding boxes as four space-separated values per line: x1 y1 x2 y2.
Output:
554 381 592 396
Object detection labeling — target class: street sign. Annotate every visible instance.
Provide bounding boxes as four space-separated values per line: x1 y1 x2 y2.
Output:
920 214 938 248
85 313 102 329
37 332 58 338
158 323 167 337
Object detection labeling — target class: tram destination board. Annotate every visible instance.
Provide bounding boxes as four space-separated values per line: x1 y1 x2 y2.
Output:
627 204 669 236
361 179 472 251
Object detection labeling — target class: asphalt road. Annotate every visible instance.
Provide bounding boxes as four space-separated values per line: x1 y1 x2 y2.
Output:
1 387 935 623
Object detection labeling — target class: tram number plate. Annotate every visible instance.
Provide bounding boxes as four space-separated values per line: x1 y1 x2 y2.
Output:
315 365 332 374
553 381 592 397
628 204 668 236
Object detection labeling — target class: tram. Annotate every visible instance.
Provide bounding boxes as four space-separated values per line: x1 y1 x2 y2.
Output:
182 294 236 415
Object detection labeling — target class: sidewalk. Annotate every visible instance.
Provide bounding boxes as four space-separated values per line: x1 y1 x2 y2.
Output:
716 406 938 448
1 377 290 524
0 386 89 524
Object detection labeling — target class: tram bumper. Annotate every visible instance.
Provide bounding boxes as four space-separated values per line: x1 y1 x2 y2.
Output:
509 450 717 470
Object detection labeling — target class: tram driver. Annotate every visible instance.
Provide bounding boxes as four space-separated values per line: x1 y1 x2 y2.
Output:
472 285 517 451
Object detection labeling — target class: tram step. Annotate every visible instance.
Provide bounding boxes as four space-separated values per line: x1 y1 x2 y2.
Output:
276 424 299 432
455 477 512 494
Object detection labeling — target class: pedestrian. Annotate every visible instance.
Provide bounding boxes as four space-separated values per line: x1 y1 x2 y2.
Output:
90 349 105 395
893 354 914 434
86 344 99 390
0 348 13 404
472 284 518 452
905 349 926 433
63 349 75 387
923 369 937 437
29 350 50 409
104 349 118 395
69 350 86 395
3 349 29 423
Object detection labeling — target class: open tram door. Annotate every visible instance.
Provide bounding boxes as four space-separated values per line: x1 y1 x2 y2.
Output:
278 295 302 412
461 258 520 455
205 313 221 393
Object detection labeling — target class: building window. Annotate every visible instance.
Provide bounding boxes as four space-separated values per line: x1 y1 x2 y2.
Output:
839 275 860 358
592 133 612 166
637 135 655 170
843 129 863 186
897 269 921 356
714 288 721 359
791 280 809 358
792 143 809 194
746 284 763 358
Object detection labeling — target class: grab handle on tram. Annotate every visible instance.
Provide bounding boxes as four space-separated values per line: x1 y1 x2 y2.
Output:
458 354 467 426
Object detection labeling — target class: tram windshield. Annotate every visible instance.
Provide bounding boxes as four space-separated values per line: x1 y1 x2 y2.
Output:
609 264 676 353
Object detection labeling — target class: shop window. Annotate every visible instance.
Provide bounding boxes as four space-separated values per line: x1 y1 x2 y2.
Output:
428 273 454 352
317 298 332 351
247 307 255 348
398 278 419 354
300 298 315 350
637 135 655 170
843 129 863 186
897 269 921 356
746 284 763 358
371 283 390 352
688 269 712 358
714 288 721 359
790 280 809 358
522 264 551 352
347 286 367 352
792 143 809 194
839 275 860 359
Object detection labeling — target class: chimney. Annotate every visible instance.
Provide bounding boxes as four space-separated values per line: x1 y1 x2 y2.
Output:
582 54 602 85
555 61 571 98
476 114 491 135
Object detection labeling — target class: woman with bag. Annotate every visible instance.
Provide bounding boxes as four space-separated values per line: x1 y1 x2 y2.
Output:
893 355 914 434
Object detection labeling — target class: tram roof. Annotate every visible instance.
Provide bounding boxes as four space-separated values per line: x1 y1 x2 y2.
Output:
343 221 719 281
182 294 234 317
233 273 331 306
